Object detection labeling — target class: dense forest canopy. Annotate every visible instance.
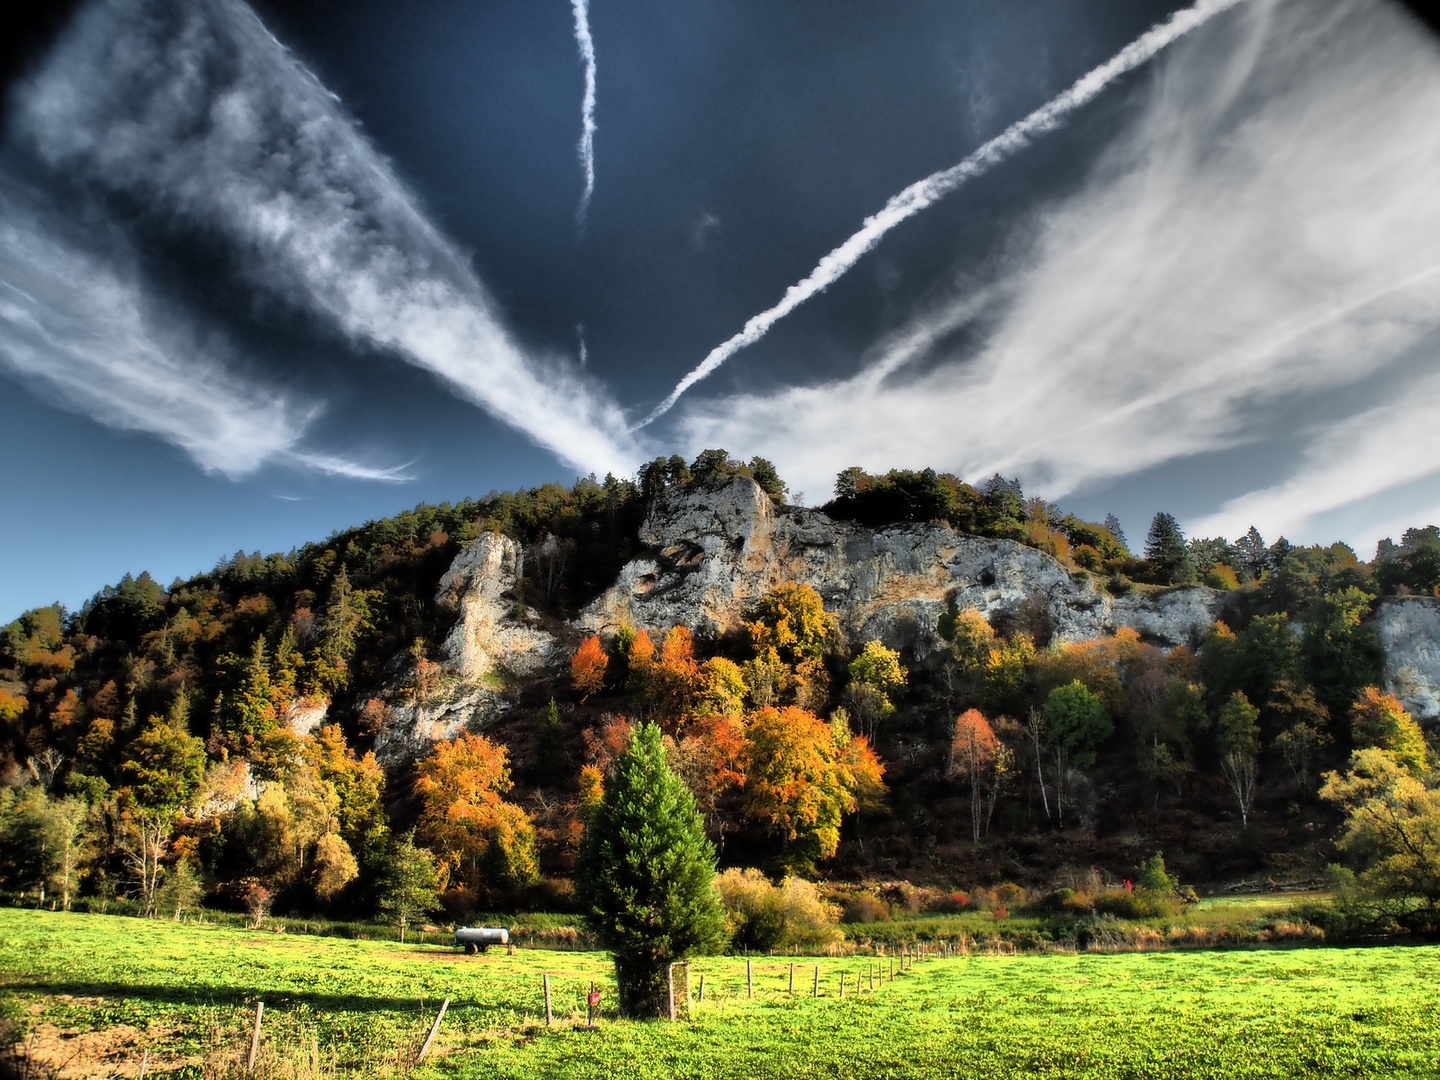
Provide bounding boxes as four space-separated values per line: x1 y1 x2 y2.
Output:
2 450 1438 936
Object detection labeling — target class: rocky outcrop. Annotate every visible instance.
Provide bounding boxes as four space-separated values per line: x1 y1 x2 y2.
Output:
1111 587 1227 649
373 687 511 770
1375 596 1440 722
282 697 330 738
372 532 563 769
436 532 562 679
577 476 1117 659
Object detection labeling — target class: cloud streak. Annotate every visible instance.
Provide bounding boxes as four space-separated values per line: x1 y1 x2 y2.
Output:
636 0 1248 428
672 0 1440 547
572 0 598 231
12 0 638 478
0 186 412 480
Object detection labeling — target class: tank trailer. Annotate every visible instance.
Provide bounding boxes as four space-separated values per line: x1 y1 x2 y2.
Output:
454 926 509 955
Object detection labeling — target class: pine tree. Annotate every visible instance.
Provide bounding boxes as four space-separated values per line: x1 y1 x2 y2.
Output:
575 723 726 1017
377 833 440 943
1145 512 1196 585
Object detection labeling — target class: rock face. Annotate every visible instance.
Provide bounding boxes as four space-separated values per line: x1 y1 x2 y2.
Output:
282 697 330 738
437 532 563 679
372 532 563 769
1110 587 1227 649
1375 596 1440 722
578 476 1124 658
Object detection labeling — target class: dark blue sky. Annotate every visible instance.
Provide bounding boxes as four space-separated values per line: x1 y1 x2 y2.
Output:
4 0 1440 619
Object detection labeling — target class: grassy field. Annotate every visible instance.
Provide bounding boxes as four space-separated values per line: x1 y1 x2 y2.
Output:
2 909 1439 1079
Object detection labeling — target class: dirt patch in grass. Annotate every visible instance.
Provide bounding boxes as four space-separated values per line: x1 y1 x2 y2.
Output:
16 1021 192 1078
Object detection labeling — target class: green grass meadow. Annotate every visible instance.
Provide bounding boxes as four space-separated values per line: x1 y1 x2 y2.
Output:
2 909 1439 1079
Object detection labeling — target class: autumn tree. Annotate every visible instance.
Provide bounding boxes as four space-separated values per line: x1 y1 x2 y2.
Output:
1350 688 1427 775
983 634 1036 717
1217 691 1262 826
571 635 608 700
743 584 839 711
117 712 205 916
651 626 701 728
310 724 389 873
947 709 1005 842
575 723 726 1018
845 640 907 740
1321 749 1440 934
939 607 997 700
416 732 538 894
742 705 884 868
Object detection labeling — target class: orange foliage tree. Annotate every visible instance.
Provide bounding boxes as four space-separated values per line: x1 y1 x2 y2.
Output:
416 733 538 893
948 709 998 841
571 635 608 700
741 705 885 867
579 714 636 811
666 713 748 844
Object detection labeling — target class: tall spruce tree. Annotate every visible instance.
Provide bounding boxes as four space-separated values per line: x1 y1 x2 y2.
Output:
575 722 726 1017
1145 512 1196 585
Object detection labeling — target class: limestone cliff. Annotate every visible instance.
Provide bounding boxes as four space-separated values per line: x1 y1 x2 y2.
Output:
372 532 562 768
575 475 1220 657
375 478 1233 766
1375 596 1440 721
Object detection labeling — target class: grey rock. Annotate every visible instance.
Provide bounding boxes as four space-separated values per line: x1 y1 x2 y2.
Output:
1375 596 1440 721
372 688 510 771
1110 587 1227 649
436 532 562 679
372 532 562 768
577 475 1113 658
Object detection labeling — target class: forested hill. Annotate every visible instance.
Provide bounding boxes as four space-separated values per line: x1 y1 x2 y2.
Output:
2 450 1438 929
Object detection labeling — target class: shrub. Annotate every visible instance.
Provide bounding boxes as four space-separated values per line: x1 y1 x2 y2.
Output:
842 894 891 924
715 868 842 951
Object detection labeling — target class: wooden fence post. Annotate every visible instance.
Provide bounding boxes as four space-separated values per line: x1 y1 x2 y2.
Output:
839 972 845 999
699 974 706 1004
813 964 819 998
246 1001 264 1075
789 962 795 993
544 974 553 1026
746 958 753 999
417 999 450 1063
667 964 676 1021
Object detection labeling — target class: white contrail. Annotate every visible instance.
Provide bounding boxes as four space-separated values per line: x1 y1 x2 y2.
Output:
635 0 1248 429
572 0 598 229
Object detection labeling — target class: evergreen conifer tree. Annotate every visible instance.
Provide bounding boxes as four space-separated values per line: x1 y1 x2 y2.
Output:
1145 512 1196 585
575 722 726 1017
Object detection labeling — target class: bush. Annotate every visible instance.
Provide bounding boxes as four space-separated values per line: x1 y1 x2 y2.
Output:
842 894 891 924
715 868 842 951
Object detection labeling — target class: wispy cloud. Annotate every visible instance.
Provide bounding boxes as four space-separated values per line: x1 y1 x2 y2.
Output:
637 0 1248 428
13 0 637 477
672 0 1440 549
0 187 330 479
572 0 598 231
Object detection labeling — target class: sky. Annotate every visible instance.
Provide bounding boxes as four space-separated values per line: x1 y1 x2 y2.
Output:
3 0 1440 620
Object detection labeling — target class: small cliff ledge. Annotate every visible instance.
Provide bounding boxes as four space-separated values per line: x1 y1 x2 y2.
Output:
575 476 1217 657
